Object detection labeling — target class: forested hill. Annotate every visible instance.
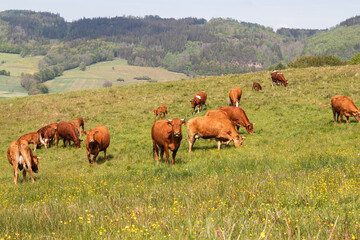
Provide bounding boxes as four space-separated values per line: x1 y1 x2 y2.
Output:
0 10 359 78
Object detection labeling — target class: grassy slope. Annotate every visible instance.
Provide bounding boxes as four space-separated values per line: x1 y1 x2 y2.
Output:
45 59 188 93
0 53 41 98
0 65 360 239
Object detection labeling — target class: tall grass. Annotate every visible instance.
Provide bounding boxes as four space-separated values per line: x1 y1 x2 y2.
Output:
0 65 360 239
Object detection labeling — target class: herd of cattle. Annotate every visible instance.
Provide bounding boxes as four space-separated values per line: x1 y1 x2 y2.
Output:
7 118 110 184
7 70 360 183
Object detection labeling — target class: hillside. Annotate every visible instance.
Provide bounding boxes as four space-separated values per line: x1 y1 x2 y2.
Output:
0 10 359 80
1 65 360 238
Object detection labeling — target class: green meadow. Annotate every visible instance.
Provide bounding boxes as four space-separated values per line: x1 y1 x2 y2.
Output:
45 59 188 93
0 65 360 239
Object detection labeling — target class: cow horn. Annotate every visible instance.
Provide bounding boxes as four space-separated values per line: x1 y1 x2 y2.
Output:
181 117 186 121
166 118 172 122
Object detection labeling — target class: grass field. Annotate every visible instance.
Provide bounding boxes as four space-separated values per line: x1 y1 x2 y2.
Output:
0 65 360 239
45 59 188 93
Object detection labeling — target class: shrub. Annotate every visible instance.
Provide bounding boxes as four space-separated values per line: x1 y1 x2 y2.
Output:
134 76 151 80
288 55 345 68
103 80 112 88
116 78 125 82
268 62 287 71
79 62 86 71
350 53 360 65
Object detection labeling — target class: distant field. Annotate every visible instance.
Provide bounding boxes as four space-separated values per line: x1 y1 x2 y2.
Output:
0 75 27 98
45 59 188 93
0 53 42 76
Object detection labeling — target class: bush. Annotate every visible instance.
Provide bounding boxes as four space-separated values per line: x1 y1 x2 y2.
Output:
350 53 360 65
103 80 112 88
288 55 345 68
116 78 125 82
134 76 151 80
0 70 10 76
268 62 287 71
79 62 86 71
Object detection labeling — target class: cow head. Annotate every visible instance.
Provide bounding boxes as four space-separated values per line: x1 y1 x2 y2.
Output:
233 136 245 148
190 99 196 108
153 110 158 115
31 156 39 173
167 118 186 137
74 139 83 149
353 112 360 122
245 123 254 135
283 80 288 87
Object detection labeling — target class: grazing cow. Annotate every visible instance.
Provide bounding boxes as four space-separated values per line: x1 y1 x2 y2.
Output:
38 123 58 148
151 118 186 165
7 140 39 184
229 87 242 107
56 121 82 148
219 106 254 134
321 95 360 124
71 118 85 137
252 82 262 91
190 92 207 114
18 132 41 152
153 105 168 120
84 126 110 164
187 117 245 152
205 110 230 120
271 70 288 87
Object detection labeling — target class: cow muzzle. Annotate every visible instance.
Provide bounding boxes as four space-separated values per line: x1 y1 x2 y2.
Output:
174 132 181 137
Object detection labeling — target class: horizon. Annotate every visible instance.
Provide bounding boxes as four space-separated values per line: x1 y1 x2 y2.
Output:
0 0 359 31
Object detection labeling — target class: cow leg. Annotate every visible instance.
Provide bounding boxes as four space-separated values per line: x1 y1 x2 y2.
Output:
332 110 337 123
86 149 92 164
23 169 27 182
55 132 59 148
160 148 165 162
13 163 19 185
33 142 37 152
192 109 196 115
339 112 343 124
164 145 170 164
103 149 107 161
346 116 350 124
92 151 99 164
63 138 66 148
28 168 35 183
188 136 196 152
153 141 160 164
217 141 222 151
171 149 178 165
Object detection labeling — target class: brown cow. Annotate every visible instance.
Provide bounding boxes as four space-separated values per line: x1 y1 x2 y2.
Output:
18 132 40 152
321 95 360 124
229 87 242 107
271 70 288 87
7 140 39 184
71 118 85 137
219 106 254 134
187 117 245 152
56 121 82 148
151 118 186 165
84 126 110 164
205 110 230 119
252 82 262 91
153 105 168 120
38 123 58 148
190 92 207 115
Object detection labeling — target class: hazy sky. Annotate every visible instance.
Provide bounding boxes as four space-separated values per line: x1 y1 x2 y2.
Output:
1 0 359 30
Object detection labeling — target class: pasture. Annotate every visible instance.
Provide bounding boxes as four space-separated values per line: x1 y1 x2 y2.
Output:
45 59 188 93
0 65 360 239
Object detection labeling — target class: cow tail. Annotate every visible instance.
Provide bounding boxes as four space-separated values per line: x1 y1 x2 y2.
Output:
320 103 331 109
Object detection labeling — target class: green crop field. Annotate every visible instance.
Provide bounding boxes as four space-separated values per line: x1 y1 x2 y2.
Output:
0 53 42 76
0 65 360 239
45 59 188 93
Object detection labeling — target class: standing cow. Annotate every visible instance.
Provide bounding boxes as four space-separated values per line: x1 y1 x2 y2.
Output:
153 105 168 120
229 87 242 107
18 132 41 152
271 70 288 87
38 123 58 148
187 117 244 152
7 140 39 184
71 118 85 137
252 82 262 91
219 106 254 134
151 118 186 165
56 121 82 148
190 92 207 114
321 95 360 124
84 126 110 164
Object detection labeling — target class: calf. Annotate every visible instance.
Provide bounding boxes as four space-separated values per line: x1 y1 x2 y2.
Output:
153 105 168 120
187 117 244 152
84 126 110 164
7 140 39 184
190 92 207 114
38 123 58 148
56 121 82 148
151 118 186 165
18 132 40 152
219 106 254 134
229 87 242 107
71 118 85 137
252 82 262 91
271 70 288 87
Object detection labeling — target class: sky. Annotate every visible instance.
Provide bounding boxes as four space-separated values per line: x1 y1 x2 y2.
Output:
0 0 359 30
